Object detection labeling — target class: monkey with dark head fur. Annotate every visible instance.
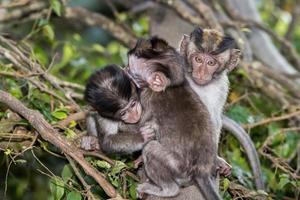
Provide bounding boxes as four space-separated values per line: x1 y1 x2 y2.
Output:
127 37 221 199
179 27 241 177
83 65 156 157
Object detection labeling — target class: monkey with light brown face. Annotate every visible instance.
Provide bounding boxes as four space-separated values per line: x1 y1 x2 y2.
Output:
127 37 221 199
179 27 241 177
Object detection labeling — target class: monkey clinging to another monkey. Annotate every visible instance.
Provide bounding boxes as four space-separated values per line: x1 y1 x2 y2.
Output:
83 65 156 156
127 37 221 199
179 27 242 176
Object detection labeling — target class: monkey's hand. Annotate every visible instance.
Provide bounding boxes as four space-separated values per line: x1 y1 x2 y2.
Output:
216 157 232 177
139 124 156 143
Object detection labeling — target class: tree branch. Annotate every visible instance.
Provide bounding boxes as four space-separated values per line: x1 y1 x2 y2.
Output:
0 90 118 198
64 7 137 48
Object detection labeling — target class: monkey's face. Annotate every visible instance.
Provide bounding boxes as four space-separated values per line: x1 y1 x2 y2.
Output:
118 98 142 124
188 50 230 85
179 28 241 86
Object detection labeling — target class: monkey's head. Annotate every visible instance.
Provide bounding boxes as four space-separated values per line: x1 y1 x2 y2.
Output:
179 27 242 85
127 37 184 92
84 65 142 124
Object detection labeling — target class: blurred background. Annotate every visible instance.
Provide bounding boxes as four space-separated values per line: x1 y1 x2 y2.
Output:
0 0 300 199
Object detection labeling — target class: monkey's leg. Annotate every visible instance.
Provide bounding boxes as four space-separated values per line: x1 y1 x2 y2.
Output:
101 131 145 154
86 112 99 137
138 140 181 197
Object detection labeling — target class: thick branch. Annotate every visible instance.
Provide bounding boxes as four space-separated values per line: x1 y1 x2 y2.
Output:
0 90 118 198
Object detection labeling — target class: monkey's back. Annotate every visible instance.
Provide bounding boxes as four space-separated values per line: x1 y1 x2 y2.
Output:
144 82 217 175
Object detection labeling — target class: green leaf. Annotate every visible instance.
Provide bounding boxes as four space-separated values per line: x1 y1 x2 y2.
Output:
51 110 67 120
111 161 127 175
92 44 105 53
278 174 290 189
4 148 12 155
43 25 55 41
107 42 119 54
49 177 65 200
223 178 230 191
95 160 111 169
38 19 49 27
68 120 77 128
65 128 76 139
226 105 253 124
66 191 82 200
50 0 62 16
15 159 27 164
61 164 74 182
129 182 137 200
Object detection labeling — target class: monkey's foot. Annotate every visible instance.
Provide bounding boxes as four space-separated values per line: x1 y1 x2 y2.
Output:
217 158 232 177
80 136 100 151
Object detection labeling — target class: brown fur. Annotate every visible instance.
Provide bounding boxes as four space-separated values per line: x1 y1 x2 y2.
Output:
128 37 221 199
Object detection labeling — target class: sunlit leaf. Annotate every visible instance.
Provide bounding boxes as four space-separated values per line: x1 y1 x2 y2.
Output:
95 160 111 169
223 178 230 191
68 120 77 128
51 110 67 120
50 0 62 16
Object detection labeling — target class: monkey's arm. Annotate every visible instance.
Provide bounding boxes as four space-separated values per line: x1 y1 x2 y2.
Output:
222 116 264 190
101 130 146 154
92 113 153 154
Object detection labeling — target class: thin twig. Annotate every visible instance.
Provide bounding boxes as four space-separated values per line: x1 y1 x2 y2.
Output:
66 155 97 200
243 110 300 129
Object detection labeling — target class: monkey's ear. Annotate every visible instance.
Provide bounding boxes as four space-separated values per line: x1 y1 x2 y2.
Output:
147 71 170 92
150 37 169 52
227 49 242 71
179 34 190 55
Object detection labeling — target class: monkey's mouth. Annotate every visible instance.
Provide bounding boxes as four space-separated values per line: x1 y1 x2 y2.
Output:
192 77 212 86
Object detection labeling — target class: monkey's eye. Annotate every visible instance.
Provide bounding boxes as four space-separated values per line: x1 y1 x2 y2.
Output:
208 60 216 66
195 56 202 63
131 101 136 108
120 110 126 117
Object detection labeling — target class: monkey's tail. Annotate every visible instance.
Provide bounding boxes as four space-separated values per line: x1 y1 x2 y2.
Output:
193 176 221 200
223 116 264 190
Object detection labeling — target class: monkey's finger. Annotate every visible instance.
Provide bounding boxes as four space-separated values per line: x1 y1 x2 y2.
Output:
139 125 151 131
141 129 155 136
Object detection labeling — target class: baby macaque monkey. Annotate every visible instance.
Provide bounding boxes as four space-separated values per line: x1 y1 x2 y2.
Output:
127 37 221 199
179 27 241 177
83 65 155 158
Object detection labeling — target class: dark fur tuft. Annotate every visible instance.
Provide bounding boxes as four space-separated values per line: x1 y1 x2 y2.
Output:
212 36 236 55
84 65 133 119
190 27 236 54
128 37 185 86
